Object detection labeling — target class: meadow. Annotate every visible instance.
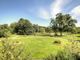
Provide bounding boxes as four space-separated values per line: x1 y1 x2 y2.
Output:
1 34 80 60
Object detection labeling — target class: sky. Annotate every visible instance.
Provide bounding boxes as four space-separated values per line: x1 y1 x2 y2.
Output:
0 0 80 26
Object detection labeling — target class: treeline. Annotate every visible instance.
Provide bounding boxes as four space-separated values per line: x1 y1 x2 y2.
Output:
0 18 53 37
0 13 80 37
10 18 52 35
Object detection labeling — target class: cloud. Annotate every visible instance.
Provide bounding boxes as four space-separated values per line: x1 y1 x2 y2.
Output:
70 5 80 27
37 0 69 20
37 8 50 20
50 0 63 17
50 0 70 18
70 5 80 17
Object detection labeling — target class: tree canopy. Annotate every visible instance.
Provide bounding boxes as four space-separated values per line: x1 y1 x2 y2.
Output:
11 18 33 35
50 13 77 36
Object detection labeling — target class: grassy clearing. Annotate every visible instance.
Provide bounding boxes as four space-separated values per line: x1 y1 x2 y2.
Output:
0 34 80 59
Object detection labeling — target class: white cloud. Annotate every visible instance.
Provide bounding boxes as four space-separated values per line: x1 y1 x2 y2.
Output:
37 0 69 19
37 0 71 19
50 0 62 17
70 5 80 17
38 8 50 20
50 0 70 18
70 5 80 27
37 0 69 20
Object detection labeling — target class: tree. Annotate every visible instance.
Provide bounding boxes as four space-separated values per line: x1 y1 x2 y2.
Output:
56 13 64 36
50 13 77 36
33 24 39 33
50 18 59 36
11 18 33 35
10 22 17 34
45 27 52 33
2 24 8 29
63 14 77 33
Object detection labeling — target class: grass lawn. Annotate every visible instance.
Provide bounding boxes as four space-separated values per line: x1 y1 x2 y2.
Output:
0 34 80 60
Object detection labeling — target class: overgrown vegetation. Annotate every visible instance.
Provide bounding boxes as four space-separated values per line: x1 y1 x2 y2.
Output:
0 24 10 38
0 38 23 60
43 34 80 60
0 13 79 37
0 13 80 60
0 38 32 60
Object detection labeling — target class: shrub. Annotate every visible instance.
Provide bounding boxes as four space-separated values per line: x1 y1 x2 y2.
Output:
76 27 80 34
0 28 9 38
53 40 61 44
43 50 75 60
39 27 45 33
65 40 80 60
0 38 32 60
0 39 23 60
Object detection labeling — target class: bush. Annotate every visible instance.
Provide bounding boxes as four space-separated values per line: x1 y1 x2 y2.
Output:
0 38 32 60
0 26 9 38
0 24 10 38
39 27 45 33
0 39 23 60
53 40 61 44
76 27 80 34
65 40 80 60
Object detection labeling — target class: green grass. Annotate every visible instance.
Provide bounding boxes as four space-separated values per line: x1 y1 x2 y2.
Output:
0 34 80 59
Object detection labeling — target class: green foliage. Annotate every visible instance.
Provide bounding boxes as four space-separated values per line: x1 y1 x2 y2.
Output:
44 41 80 60
45 27 53 33
0 24 9 38
0 39 23 60
0 34 79 60
76 27 80 34
39 27 45 33
43 51 75 60
50 18 58 36
10 18 33 35
33 24 39 33
0 38 32 60
10 22 17 34
65 40 80 60
50 13 77 36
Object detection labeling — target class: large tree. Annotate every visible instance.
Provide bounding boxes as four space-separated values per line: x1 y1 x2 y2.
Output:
50 13 77 36
11 18 33 35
